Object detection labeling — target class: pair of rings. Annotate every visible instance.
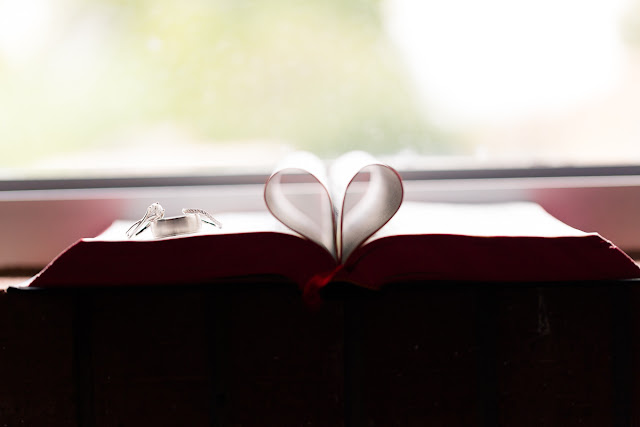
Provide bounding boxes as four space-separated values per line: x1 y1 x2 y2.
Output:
126 203 222 239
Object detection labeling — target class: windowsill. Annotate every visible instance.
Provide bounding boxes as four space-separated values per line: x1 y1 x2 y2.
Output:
3 172 640 270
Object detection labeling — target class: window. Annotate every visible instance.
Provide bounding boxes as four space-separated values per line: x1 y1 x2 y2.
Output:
386 0 640 166
2 0 640 269
2 0 640 177
1 0 429 178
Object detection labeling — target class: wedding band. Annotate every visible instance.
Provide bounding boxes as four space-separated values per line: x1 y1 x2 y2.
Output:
152 210 222 238
151 214 201 238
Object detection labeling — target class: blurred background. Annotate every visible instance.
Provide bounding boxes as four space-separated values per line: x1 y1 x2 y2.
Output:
2 0 640 178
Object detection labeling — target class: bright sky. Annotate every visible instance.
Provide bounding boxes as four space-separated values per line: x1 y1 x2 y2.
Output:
383 0 631 127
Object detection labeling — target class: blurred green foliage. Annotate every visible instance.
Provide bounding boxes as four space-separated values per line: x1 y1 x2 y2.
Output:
0 0 444 168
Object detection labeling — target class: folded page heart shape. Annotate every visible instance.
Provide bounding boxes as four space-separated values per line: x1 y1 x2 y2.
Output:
264 151 403 262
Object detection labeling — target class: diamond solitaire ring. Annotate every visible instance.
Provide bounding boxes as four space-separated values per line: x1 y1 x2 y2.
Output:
126 202 165 238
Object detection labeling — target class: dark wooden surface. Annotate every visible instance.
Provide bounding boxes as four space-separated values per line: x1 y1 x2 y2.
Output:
1 280 638 426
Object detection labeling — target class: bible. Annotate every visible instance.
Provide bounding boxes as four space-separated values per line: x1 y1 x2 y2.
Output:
26 151 640 291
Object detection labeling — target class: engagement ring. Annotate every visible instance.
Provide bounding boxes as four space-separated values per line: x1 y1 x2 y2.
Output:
126 202 165 238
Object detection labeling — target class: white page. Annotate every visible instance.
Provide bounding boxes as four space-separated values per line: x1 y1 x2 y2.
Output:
264 151 336 257
368 201 588 241
329 151 403 261
265 150 404 262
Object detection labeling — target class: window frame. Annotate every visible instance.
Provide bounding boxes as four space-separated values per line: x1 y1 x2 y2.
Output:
2 166 640 270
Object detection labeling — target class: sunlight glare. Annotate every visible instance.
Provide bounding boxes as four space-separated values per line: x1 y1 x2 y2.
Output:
384 0 631 126
0 0 56 65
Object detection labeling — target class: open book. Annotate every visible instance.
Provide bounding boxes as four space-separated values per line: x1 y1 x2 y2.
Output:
26 151 640 291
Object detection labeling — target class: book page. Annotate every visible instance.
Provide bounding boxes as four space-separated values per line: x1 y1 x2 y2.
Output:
367 201 588 241
342 201 640 288
264 151 336 258
93 211 297 241
329 151 403 261
30 210 338 289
